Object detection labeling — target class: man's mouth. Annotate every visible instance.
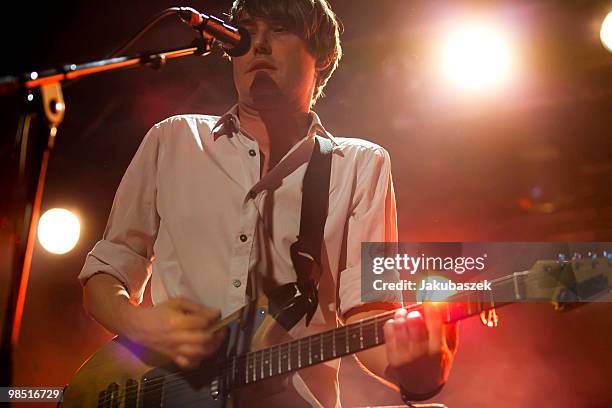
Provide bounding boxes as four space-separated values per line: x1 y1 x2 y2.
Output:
247 60 277 73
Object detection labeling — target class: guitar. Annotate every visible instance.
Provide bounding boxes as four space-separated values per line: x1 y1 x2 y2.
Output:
61 255 612 407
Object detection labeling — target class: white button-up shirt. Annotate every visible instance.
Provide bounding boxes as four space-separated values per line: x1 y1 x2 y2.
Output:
79 105 399 407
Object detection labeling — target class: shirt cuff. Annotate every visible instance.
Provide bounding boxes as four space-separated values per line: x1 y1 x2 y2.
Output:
78 240 152 304
338 264 403 319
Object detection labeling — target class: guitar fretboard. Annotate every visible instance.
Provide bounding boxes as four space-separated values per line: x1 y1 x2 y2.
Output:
219 272 524 390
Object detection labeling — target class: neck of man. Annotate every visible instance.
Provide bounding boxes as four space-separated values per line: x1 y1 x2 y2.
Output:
238 102 312 174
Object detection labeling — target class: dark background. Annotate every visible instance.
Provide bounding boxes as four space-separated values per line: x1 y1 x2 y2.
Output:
1 1 611 407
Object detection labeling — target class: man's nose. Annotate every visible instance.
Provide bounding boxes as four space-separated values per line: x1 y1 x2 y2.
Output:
251 30 272 55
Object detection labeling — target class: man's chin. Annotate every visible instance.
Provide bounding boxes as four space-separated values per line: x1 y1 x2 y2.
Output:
248 72 286 108
248 94 288 111
248 90 290 111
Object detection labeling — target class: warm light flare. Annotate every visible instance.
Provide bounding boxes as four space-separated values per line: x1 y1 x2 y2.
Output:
480 308 499 328
437 21 515 92
416 275 456 302
601 11 612 52
407 310 423 319
37 208 81 254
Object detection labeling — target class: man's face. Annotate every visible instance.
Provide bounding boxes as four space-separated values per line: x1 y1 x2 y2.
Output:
232 15 318 111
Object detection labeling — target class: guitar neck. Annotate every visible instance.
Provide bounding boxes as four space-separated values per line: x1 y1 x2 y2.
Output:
219 272 523 389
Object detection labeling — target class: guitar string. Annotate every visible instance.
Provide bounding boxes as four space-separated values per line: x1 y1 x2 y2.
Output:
152 282 509 404
97 269 596 406
95 307 382 406
154 309 398 404
100 297 456 406
97 269 560 407
215 266 572 372
142 268 589 406
96 272 535 406
214 270 547 371
102 257 610 405
99 307 397 407
98 299 541 404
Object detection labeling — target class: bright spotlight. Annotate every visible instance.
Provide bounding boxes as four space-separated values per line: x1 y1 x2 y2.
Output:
37 208 81 254
416 275 456 302
601 11 612 52
437 21 515 92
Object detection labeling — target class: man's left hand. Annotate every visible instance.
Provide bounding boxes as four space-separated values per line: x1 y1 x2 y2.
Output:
383 304 459 394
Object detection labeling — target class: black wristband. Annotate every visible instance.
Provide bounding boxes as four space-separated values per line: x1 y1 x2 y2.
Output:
400 382 445 403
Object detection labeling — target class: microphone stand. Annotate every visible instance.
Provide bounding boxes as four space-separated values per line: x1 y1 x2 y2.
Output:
0 36 213 386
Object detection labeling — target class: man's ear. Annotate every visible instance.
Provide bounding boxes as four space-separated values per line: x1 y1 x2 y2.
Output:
315 56 330 72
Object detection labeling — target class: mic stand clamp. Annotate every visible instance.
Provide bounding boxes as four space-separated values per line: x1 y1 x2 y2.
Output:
144 37 212 71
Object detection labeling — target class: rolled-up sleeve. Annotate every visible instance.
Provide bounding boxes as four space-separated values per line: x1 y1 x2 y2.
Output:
338 146 402 318
78 125 161 304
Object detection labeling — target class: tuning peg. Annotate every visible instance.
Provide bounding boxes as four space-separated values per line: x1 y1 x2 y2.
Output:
605 251 612 266
571 252 583 269
480 308 499 328
588 251 598 268
557 254 566 265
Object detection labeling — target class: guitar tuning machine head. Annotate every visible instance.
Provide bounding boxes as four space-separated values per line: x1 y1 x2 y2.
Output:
557 254 566 265
585 251 598 268
480 308 499 328
572 252 582 260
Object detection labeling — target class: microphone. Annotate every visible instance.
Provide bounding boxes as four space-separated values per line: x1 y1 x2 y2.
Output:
177 7 251 57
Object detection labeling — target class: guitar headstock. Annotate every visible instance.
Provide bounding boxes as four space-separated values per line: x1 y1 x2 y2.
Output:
525 252 612 310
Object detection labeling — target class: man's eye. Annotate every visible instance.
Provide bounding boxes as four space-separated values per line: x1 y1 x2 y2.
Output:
273 25 288 33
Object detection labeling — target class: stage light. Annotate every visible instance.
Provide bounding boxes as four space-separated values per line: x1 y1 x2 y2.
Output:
407 310 423 319
601 11 612 52
37 208 81 254
437 21 515 92
416 275 456 302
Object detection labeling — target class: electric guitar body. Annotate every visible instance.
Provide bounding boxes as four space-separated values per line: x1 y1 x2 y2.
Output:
62 283 309 408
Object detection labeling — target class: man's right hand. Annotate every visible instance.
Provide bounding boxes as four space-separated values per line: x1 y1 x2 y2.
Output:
82 273 225 371
126 298 226 370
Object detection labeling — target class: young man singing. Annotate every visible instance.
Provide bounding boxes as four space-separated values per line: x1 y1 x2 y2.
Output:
78 1 458 406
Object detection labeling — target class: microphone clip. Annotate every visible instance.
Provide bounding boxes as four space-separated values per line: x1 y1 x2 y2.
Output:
177 7 251 57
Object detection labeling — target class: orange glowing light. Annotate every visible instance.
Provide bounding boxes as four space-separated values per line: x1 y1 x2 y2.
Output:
601 11 612 52
480 308 499 328
436 20 516 92
407 310 423 319
37 208 81 254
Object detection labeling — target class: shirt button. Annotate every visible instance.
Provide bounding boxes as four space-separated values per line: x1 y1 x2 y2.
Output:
232 279 242 288
248 190 257 199
248 149 257 157
239 234 248 242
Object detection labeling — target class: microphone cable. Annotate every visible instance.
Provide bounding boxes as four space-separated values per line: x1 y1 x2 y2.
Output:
105 7 183 58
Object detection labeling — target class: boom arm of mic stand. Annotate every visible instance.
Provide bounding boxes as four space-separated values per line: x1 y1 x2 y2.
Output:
0 36 213 387
0 37 212 96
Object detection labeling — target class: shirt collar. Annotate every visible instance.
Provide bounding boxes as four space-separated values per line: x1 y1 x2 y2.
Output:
212 104 339 147
307 110 339 147
211 105 240 140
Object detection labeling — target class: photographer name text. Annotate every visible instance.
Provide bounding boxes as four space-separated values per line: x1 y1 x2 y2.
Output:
373 278 492 291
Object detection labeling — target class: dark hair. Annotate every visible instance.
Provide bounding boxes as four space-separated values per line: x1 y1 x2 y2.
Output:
229 0 343 106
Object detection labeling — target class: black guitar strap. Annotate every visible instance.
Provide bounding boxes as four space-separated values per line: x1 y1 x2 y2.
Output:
289 135 333 326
